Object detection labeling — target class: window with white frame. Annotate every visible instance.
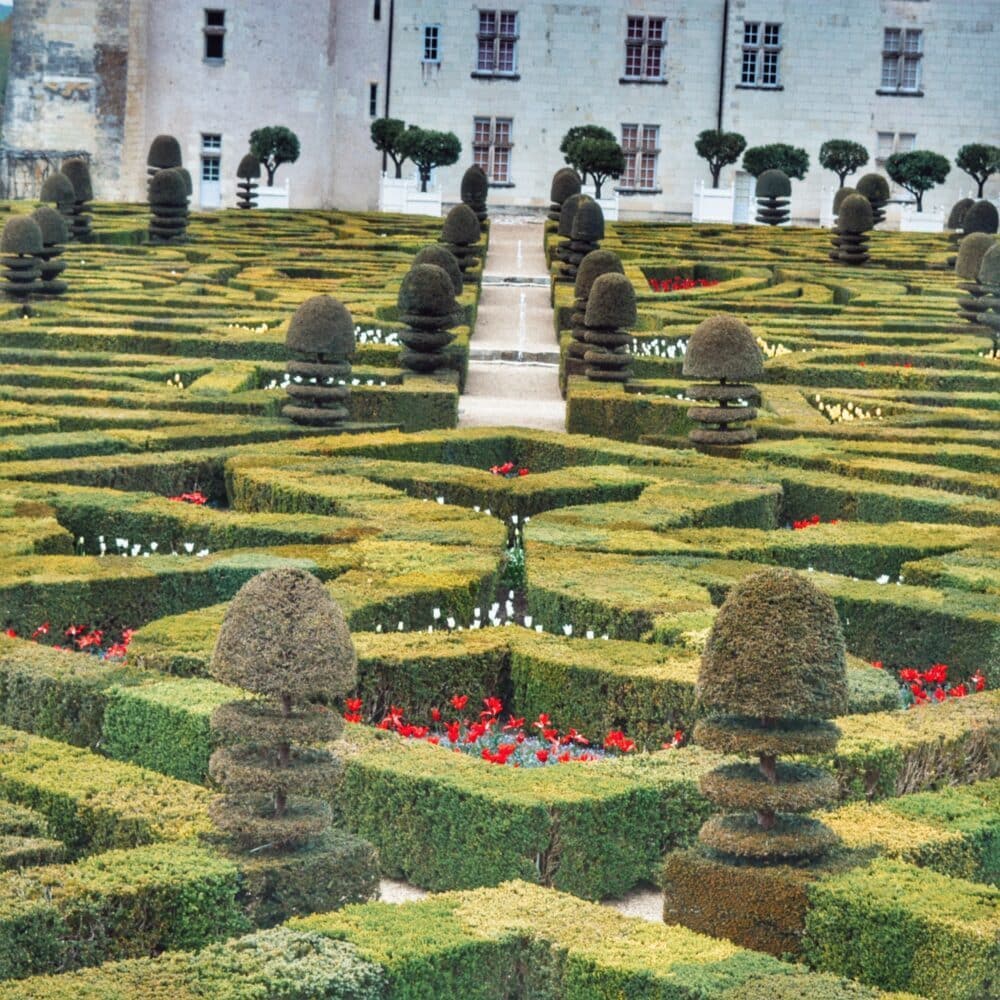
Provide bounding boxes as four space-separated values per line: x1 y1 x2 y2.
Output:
880 28 922 93
623 16 665 81
875 130 917 164
201 134 222 181
423 25 440 63
476 10 518 75
473 117 513 183
740 21 781 87
621 124 660 191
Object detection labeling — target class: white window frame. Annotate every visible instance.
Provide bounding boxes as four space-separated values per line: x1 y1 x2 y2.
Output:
475 10 518 76
423 24 441 63
620 123 660 192
874 130 917 166
740 20 781 87
880 27 922 93
473 116 513 184
623 15 665 81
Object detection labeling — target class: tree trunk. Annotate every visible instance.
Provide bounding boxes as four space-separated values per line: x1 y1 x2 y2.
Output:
977 178 986 197
710 165 721 189
914 191 923 212
594 177 603 198
419 168 429 193
393 158 403 179
265 163 277 186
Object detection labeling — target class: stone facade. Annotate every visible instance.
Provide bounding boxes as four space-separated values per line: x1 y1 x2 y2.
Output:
3 0 998 218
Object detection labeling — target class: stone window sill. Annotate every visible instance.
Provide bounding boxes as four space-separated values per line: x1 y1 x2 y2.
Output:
618 188 662 195
619 77 667 85
735 83 783 91
875 88 924 97
470 71 520 81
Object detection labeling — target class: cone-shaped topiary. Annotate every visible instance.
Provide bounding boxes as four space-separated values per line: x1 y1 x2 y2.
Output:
955 231 997 326
397 263 457 373
61 158 93 241
582 272 635 383
835 193 873 265
682 315 764 448
148 167 190 244
559 196 604 281
460 164 489 223
566 249 625 380
755 169 791 225
694 566 847 861
1 216 43 308
209 567 354 856
146 134 182 176
31 206 68 296
962 199 999 236
236 154 262 209
856 173 889 226
282 295 356 428
413 244 463 295
548 167 582 222
828 186 856 260
947 197 975 231
440 204 482 276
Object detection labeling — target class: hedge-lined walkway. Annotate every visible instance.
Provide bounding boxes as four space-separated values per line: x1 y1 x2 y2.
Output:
458 219 565 432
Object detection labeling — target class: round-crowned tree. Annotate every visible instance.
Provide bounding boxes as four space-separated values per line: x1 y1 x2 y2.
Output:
249 126 301 186
955 143 999 198
742 144 809 180
694 129 747 188
818 139 869 187
885 149 950 212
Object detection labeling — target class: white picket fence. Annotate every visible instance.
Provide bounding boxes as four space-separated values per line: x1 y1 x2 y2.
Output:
256 179 290 210
691 182 736 223
378 174 443 216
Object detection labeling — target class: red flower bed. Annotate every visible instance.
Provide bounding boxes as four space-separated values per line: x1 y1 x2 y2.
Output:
647 276 720 294
489 461 529 478
3 622 135 660
871 659 987 706
792 514 839 530
168 491 209 505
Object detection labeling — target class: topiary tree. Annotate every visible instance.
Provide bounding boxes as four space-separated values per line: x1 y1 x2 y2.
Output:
396 263 458 373
1 215 43 311
567 249 625 380
370 117 409 179
31 205 68 296
974 242 1000 357
955 143 1000 198
460 164 489 223
249 126 301 186
60 157 94 242
563 134 624 198
885 149 950 212
397 127 461 193
695 129 747 188
754 169 791 226
548 167 582 223
834 193 874 266
236 154 261 210
962 199 999 236
947 197 975 232
818 139 869 187
147 167 190 244
439 203 482 274
856 173 890 226
559 125 616 185
559 196 604 281
146 134 182 177
742 143 809 181
583 272 636 384
413 244 463 296
554 192 586 270
954 231 996 327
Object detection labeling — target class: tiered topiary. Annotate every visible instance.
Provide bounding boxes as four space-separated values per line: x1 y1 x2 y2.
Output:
208 567 357 918
827 186 855 260
396 263 457 373
961 199 999 236
60 157 93 241
682 315 764 448
566 249 625 379
975 242 1000 357
582 272 636 383
856 173 889 226
148 167 190 244
146 134 182 177
548 167 582 223
954 232 997 325
413 244 463 296
834 193 873 265
754 169 791 225
30 206 68 296
282 295 356 427
236 154 262 209
440 204 482 276
1 216 43 309
559 196 604 281
553 192 586 273
460 164 489 224
38 171 76 234
946 197 975 233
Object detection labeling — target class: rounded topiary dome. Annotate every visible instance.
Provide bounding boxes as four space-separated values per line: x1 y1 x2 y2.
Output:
31 206 68 245
574 249 625 299
61 158 92 201
211 567 357 700
947 197 975 231
177 167 193 198
832 186 856 215
962 199 999 236
237 154 262 180
551 167 582 204
571 197 605 242
460 165 488 203
697 568 848 720
584 272 636 328
39 172 75 206
413 245 463 295
978 242 1000 286
147 134 182 170
558 193 586 238
856 173 890 203
149 168 189 206
683 315 764 381
441 204 481 245
1 215 44 255
285 295 355 356
755 169 791 199
397 263 456 317
837 193 873 233
955 232 996 280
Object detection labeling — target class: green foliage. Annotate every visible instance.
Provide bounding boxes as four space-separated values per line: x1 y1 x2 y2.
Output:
955 142 1000 197
819 140 869 187
560 124 616 184
248 125 301 185
695 128 748 187
563 134 625 198
369 117 408 179
397 127 461 192
885 150 950 212
743 143 810 180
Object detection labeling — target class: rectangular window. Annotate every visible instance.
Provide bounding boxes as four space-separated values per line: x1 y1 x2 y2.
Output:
875 130 916 164
423 24 440 62
204 9 225 61
881 27 922 93
476 10 518 76
201 133 221 152
623 15 665 81
368 83 378 117
201 156 220 182
373 0 381 20
472 116 513 183
741 20 780 87
621 123 660 191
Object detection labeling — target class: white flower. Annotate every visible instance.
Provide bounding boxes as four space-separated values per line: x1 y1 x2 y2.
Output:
511 514 518 524
562 624 573 636
375 623 383 633
535 624 544 633
432 608 441 619
876 574 890 584
474 607 481 618
116 537 127 548
197 549 209 557
150 542 158 552
484 509 491 516
184 542 194 553
436 497 445 504
474 506 481 513
447 616 455 629
524 615 533 628
586 630 594 640
397 621 404 631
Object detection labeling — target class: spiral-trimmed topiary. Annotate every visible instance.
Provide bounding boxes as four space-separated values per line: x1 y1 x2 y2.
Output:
682 315 764 448
413 244 463 295
440 204 482 275
282 295 356 427
566 249 625 379
828 186 855 260
60 158 93 241
397 263 458 372
236 154 262 209
856 173 889 226
31 206 68 296
962 199 999 236
559 196 604 281
146 134 182 176
947 197 975 231
835 193 873 265
755 169 791 225
548 167 582 222
955 231 997 326
1 216 43 308
582 272 635 383
460 164 489 223
148 167 190 244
